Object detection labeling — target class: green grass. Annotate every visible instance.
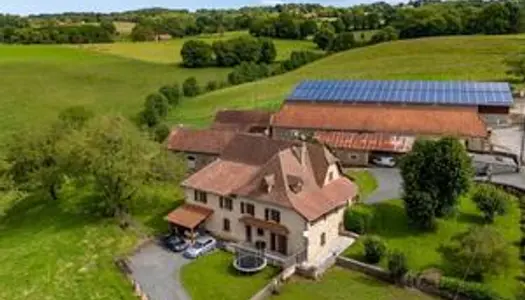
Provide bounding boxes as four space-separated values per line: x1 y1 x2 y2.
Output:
77 31 318 64
167 35 525 127
181 251 280 300
346 169 378 198
343 198 522 298
353 29 379 42
272 267 435 300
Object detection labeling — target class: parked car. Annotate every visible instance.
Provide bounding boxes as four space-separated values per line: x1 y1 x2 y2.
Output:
162 234 190 252
183 236 217 259
372 156 396 167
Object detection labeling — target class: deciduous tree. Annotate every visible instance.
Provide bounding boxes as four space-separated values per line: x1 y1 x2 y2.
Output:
180 40 214 68
472 184 512 223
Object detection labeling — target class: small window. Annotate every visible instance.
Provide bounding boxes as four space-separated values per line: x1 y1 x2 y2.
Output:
194 190 207 204
350 154 358 159
257 228 264 236
220 197 233 211
328 171 333 181
320 232 326 246
223 218 230 232
187 155 196 169
265 208 281 223
241 202 255 216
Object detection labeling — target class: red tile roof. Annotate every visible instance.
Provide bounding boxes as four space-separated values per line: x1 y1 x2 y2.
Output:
315 131 415 153
166 128 236 155
165 204 214 229
272 103 488 138
211 109 272 132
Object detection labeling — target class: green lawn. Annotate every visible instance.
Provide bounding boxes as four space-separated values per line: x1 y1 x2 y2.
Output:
167 35 525 127
343 198 522 298
272 267 435 300
76 31 318 64
181 251 280 300
346 169 378 198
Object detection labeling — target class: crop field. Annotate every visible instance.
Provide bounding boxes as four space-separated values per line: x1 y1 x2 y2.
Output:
76 31 319 64
167 35 525 127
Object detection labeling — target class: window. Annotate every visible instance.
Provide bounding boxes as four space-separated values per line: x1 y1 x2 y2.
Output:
328 171 333 181
265 208 281 223
223 218 230 232
240 202 255 216
187 155 196 169
219 197 233 211
194 190 207 204
350 154 358 160
320 232 326 246
257 228 264 236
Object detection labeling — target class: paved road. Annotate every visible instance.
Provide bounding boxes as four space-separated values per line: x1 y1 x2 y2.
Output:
363 168 525 204
128 242 191 300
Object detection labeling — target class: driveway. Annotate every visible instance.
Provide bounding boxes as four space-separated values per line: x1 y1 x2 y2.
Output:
363 167 525 204
128 241 191 300
365 168 402 204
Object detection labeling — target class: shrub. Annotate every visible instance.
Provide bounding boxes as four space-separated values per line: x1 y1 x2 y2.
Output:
387 250 408 281
153 123 170 143
344 205 374 234
363 235 386 264
472 184 512 223
259 38 277 64
439 277 500 300
180 40 214 68
281 50 324 72
182 77 200 97
227 62 270 85
139 93 169 128
313 27 335 50
205 80 219 92
370 26 399 44
130 24 155 42
329 32 356 52
159 83 181 106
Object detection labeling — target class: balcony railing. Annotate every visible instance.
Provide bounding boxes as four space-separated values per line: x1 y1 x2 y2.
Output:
232 242 307 268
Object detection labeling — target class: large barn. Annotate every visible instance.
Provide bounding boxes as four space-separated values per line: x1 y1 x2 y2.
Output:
271 79 514 166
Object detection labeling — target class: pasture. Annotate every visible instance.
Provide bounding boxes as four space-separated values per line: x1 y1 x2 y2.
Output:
76 31 319 64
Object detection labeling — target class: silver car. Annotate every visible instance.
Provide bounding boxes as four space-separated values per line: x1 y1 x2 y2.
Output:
183 236 217 259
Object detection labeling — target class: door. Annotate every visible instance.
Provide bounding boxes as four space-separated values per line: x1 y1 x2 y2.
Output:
245 225 252 242
277 235 287 255
270 233 276 251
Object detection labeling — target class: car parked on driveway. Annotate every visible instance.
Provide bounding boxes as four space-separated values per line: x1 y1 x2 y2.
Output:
162 234 190 252
372 156 396 167
183 236 217 259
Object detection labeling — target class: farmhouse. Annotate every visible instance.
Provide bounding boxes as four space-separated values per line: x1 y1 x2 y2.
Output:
166 133 358 265
271 79 512 166
211 109 272 134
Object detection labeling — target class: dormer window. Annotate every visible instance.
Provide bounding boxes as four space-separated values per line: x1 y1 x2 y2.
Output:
263 174 275 193
328 171 333 182
287 175 303 194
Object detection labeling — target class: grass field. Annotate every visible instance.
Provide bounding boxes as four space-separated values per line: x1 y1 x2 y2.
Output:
77 31 319 64
272 267 435 300
346 169 378 198
343 198 522 298
167 35 525 127
181 251 279 300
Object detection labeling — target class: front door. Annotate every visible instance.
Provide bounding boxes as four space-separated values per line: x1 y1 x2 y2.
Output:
277 234 287 255
245 225 252 242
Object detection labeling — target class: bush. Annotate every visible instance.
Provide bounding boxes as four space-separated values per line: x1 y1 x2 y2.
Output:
363 235 386 264
472 184 512 223
281 50 324 72
329 32 356 52
205 80 219 92
344 205 374 234
370 26 399 44
439 277 500 300
313 27 335 50
183 77 200 97
259 38 277 64
153 123 170 143
159 83 181 106
227 62 270 85
387 250 408 281
180 40 214 68
130 24 155 42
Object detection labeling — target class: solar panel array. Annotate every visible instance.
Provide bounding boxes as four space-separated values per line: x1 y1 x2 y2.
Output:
286 80 513 106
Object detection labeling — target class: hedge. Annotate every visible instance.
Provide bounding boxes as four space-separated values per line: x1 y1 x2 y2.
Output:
439 277 502 300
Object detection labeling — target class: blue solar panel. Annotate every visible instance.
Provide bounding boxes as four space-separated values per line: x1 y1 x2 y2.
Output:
286 80 513 107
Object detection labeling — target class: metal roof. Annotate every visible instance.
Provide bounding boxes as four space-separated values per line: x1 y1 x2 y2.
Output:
286 80 513 107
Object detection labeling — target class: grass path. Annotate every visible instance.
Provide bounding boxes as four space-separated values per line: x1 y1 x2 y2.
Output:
346 169 378 198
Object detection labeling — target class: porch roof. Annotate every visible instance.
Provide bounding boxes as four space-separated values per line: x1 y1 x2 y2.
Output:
239 215 290 235
165 204 214 230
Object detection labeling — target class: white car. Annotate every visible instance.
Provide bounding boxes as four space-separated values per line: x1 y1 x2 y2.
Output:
372 156 396 167
183 236 217 259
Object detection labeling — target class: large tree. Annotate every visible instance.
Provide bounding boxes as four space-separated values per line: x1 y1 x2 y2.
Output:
180 40 214 68
400 137 473 226
60 115 185 221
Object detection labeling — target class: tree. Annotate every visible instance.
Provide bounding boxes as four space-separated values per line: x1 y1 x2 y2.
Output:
153 123 171 143
139 93 168 128
363 235 387 264
330 18 346 33
440 226 510 280
60 115 185 221
403 190 437 230
159 83 181 106
299 19 318 38
100 20 116 35
180 40 213 68
388 250 408 281
504 53 525 82
183 76 200 97
400 137 473 222
313 27 336 50
472 184 511 223
370 26 399 44
130 24 155 41
0 158 25 217
329 32 356 52
259 38 277 64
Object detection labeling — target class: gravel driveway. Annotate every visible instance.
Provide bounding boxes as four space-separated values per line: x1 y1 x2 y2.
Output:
128 241 191 300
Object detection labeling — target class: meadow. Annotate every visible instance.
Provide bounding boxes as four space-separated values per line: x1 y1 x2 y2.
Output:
0 34 524 300
76 31 319 64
